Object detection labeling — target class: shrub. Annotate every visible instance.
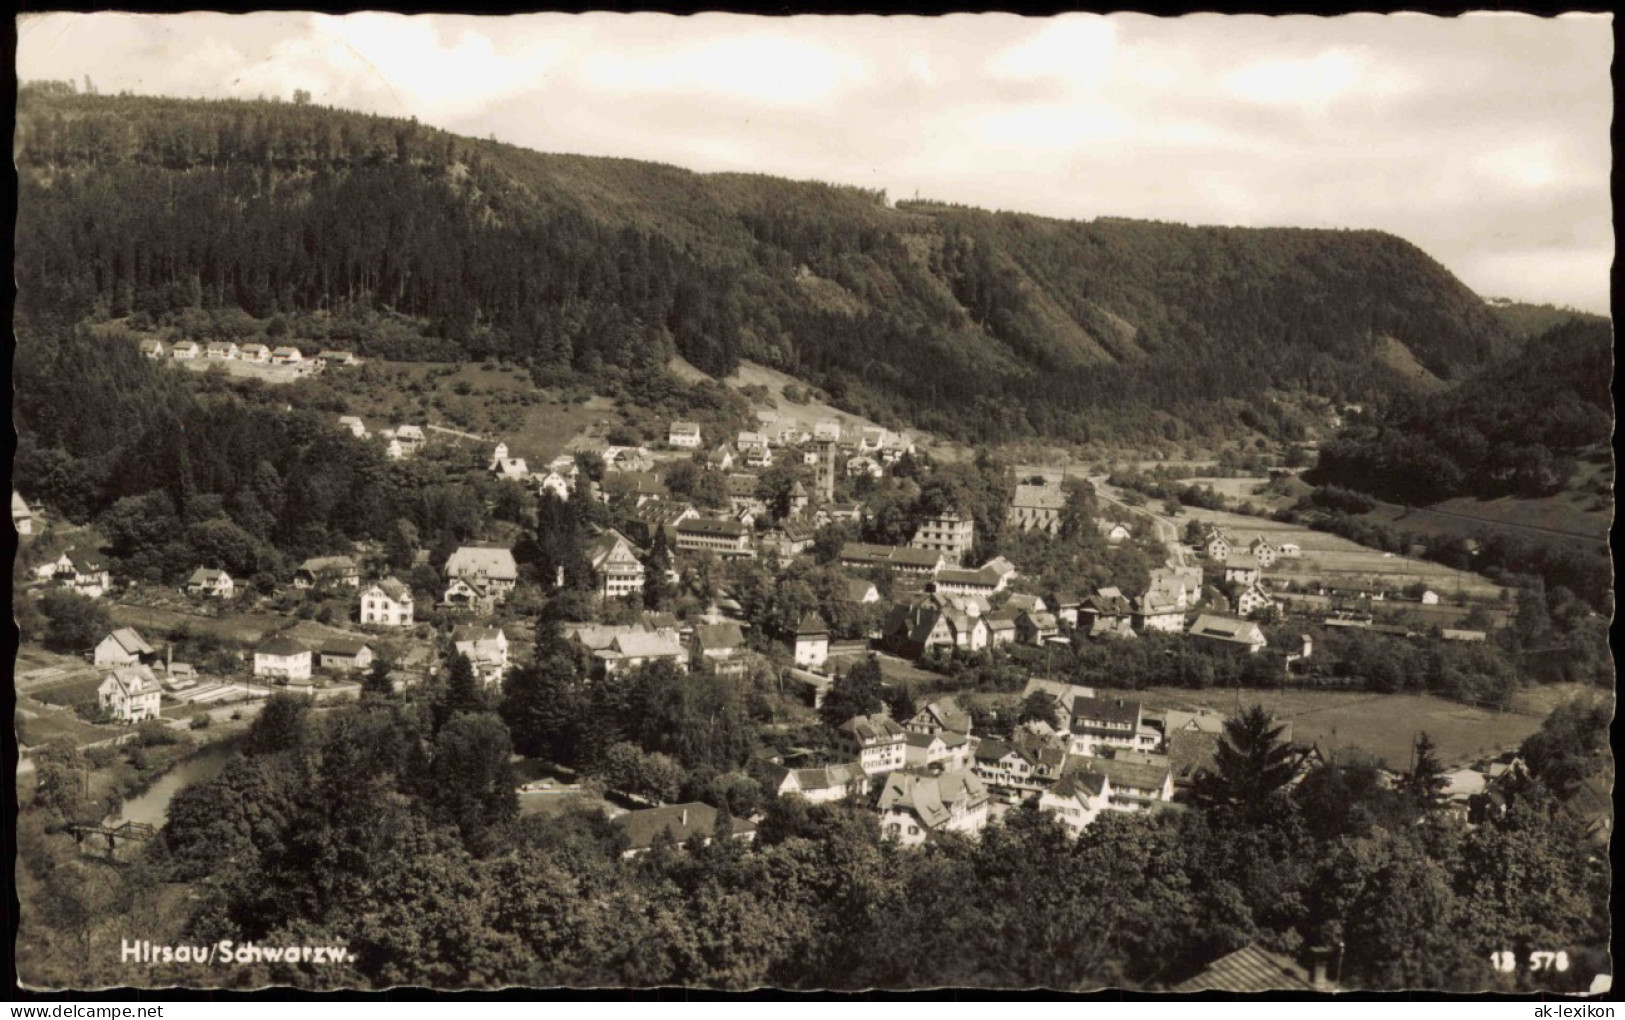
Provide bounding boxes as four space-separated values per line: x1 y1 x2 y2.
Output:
189 713 212 730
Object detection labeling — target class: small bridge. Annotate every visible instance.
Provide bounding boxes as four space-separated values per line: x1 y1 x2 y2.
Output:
70 820 158 863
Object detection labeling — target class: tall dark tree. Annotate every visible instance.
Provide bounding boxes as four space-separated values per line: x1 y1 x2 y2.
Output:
1193 705 1297 818
1399 731 1450 811
819 655 886 730
436 651 484 730
243 692 312 757
499 654 586 764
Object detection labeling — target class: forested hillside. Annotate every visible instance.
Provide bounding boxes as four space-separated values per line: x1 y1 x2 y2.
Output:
1310 317 1613 505
16 83 1516 444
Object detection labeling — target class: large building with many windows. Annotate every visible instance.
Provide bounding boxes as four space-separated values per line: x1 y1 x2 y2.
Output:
909 510 975 565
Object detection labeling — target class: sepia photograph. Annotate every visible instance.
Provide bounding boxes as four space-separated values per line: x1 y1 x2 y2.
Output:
9 9 1614 998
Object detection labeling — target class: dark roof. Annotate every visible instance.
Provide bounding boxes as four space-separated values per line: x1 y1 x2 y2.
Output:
839 714 904 742
1167 730 1222 782
1171 945 1319 992
1070 696 1142 730
796 613 829 636
614 802 757 851
256 635 311 657
319 637 373 657
677 517 750 538
693 622 745 651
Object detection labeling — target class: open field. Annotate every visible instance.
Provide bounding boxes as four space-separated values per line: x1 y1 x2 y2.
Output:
180 358 315 384
1111 686 1548 770
15 698 123 748
1167 504 1508 600
1364 495 1610 546
107 601 294 645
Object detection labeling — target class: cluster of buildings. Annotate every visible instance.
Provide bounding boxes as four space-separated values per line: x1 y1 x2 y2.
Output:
140 337 360 369
1200 527 1297 619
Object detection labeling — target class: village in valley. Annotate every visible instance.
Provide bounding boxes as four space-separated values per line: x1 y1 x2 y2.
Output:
14 333 1590 889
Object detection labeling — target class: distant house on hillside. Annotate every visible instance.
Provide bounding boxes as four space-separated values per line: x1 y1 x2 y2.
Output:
270 346 303 365
1203 528 1233 562
170 340 200 360
205 341 239 360
878 769 990 847
615 803 757 859
1223 554 1262 587
58 550 113 598
586 529 647 599
689 622 748 677
317 637 374 674
595 630 687 678
337 416 368 438
239 343 270 363
794 614 830 668
139 339 166 359
316 350 359 367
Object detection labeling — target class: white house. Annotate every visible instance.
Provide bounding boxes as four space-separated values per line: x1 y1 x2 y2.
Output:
1223 554 1262 587
1066 696 1162 756
1248 536 1279 569
317 638 375 673
794 614 829 668
1420 589 1441 605
55 550 112 597
1102 521 1133 544
453 624 510 686
668 421 702 449
537 470 572 501
12 492 33 536
835 714 908 775
294 555 361 589
360 577 415 627
1188 614 1268 654
98 666 162 723
1234 582 1277 618
878 769 990 847
170 341 200 360
186 567 236 599
139 338 166 359
270 346 304 365
94 627 154 668
253 636 313 682
337 416 368 439
205 341 239 360
1038 772 1112 835
239 343 270 363
586 529 647 599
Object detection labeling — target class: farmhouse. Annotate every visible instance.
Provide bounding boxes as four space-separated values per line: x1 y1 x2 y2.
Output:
186 567 235 599
170 340 200 360
536 470 572 501
239 343 270 363
98 666 162 723
1010 483 1066 534
294 555 360 589
763 518 817 559
445 546 519 600
94 627 155 667
442 576 500 614
360 578 416 627
453 625 510 686
270 346 304 365
1234 582 1278 618
1015 610 1061 646
205 341 239 360
1131 584 1188 634
317 637 374 673
834 714 908 775
1203 528 1233 562
885 597 986 657
254 636 313 682
1076 753 1175 810
877 769 990 847
57 550 113 597
764 763 869 804
1223 554 1262 587
615 803 757 859
1248 536 1279 568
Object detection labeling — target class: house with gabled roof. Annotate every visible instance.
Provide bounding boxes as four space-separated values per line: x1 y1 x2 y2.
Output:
442 575 499 615
839 542 945 576
1015 609 1060 646
931 566 1004 598
1223 553 1262 587
56 550 112 597
239 343 270 363
1072 752 1175 810
1011 482 1067 534
317 637 374 673
667 421 702 449
139 338 166 359
187 567 235 600
843 577 881 604
793 613 829 668
834 714 908 775
360 578 415 627
1234 581 1278 618
878 769 990 847
884 597 986 658
453 624 510 686
585 529 647 599
205 341 239 360
763 762 870 804
1066 696 1161 756
316 349 358 367
254 635 313 681
94 627 155 668
1038 771 1112 835
906 698 973 738
1203 527 1233 562
615 803 757 859
595 630 687 678
904 729 975 773
1188 613 1268 653
170 340 200 360
270 345 303 365
690 622 748 676
98 666 162 723
445 546 519 601
1248 535 1279 568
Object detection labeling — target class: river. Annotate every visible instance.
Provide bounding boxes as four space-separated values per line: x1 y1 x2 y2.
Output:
106 745 235 829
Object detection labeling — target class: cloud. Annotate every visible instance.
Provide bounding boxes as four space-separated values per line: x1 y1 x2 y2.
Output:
577 31 867 106
987 17 1118 90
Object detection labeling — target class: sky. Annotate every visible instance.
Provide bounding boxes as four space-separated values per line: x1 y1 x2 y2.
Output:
16 11 1614 313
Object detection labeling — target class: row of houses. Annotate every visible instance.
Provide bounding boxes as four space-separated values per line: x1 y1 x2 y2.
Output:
142 338 359 367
